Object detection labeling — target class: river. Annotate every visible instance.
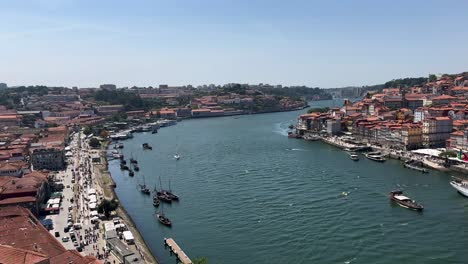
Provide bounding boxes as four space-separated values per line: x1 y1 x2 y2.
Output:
108 100 467 264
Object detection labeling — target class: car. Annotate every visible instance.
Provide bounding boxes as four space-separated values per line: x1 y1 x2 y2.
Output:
62 237 70 242
54 231 60 237
73 241 79 247
63 226 69 233
66 185 70 188
76 246 83 252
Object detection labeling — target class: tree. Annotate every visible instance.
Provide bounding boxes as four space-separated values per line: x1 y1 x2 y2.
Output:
193 257 208 264
438 150 457 158
99 130 109 138
307 107 329 113
428 74 437 82
83 126 92 136
97 199 119 218
89 137 101 148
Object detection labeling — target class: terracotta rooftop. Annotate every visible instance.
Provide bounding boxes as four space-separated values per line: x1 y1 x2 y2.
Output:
0 207 101 264
0 244 48 264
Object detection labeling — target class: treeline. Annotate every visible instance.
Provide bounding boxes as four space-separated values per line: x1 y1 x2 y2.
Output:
257 86 332 100
384 76 434 88
93 89 163 111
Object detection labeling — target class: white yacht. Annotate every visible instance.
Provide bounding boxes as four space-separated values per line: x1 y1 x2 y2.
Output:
450 177 468 198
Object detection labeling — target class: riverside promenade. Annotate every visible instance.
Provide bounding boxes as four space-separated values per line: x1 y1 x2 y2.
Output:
96 141 159 264
316 135 459 173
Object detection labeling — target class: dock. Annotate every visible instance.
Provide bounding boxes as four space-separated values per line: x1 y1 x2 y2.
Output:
164 238 192 264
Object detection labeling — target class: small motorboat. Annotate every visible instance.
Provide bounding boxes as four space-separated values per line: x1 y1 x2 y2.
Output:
130 158 138 164
128 170 134 177
389 190 424 211
156 213 171 226
288 124 294 129
174 154 180 160
142 143 152 150
120 159 127 165
133 165 139 171
153 198 160 207
449 177 468 198
120 164 129 170
349 152 359 161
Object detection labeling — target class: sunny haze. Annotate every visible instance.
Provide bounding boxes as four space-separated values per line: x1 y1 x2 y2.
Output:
1 0 468 87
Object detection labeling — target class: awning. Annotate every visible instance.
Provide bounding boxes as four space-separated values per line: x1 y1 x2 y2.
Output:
123 231 134 241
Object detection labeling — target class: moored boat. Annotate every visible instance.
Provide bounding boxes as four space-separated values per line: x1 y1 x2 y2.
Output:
403 160 428 173
129 170 134 177
140 184 150 194
365 153 386 162
156 213 171 226
449 177 468 198
153 198 160 207
389 190 424 211
142 143 152 150
287 132 302 139
349 152 359 161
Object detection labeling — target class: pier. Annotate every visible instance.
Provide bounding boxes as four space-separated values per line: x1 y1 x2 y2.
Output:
164 238 192 264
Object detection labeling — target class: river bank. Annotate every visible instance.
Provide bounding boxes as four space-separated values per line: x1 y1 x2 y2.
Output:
96 142 159 264
311 135 462 173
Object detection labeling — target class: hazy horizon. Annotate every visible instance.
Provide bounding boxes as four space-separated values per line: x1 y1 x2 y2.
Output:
1 0 467 88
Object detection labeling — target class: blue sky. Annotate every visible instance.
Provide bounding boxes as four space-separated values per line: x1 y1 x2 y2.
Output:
1 0 467 88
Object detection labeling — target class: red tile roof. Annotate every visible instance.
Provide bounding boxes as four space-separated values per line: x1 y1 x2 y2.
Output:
0 244 48 264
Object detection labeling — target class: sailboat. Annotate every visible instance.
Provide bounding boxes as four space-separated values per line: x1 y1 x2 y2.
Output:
156 203 171 227
156 176 173 203
153 185 161 207
139 174 150 195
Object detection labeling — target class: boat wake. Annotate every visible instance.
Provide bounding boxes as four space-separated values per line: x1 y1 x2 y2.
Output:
344 257 357 264
273 122 291 136
286 148 307 151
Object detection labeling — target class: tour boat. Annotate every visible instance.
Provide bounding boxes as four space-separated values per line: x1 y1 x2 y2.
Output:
389 190 424 211
403 160 428 173
349 152 359 161
117 143 124 149
365 153 386 162
449 177 468 198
